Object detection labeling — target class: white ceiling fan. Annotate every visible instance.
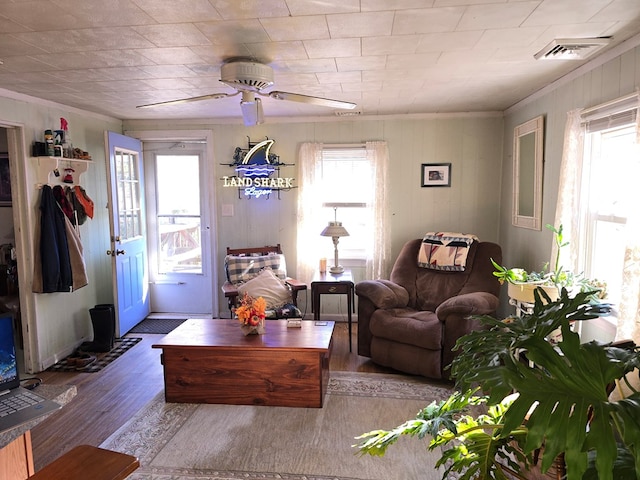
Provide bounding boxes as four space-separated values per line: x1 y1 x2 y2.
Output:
137 59 357 126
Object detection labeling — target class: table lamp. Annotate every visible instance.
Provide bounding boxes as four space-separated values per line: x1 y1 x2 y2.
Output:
320 207 349 274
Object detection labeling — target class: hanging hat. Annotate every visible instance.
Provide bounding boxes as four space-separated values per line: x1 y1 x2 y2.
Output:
74 185 94 219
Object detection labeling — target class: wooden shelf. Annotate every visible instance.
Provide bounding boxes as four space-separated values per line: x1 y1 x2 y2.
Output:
32 156 92 188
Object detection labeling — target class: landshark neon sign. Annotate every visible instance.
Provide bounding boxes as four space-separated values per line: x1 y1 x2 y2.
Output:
222 138 294 199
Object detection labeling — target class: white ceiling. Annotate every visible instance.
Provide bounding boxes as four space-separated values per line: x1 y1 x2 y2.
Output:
1 0 639 123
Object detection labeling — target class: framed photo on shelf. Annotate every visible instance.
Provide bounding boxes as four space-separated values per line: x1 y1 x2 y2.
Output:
421 163 451 187
0 154 11 206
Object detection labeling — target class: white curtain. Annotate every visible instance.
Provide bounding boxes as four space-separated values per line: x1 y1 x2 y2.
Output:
554 103 640 343
296 141 390 284
366 141 390 280
296 142 324 285
551 109 584 273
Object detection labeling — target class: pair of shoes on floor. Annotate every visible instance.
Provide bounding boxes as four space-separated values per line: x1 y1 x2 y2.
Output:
66 350 96 369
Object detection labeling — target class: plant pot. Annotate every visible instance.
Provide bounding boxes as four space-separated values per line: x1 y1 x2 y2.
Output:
507 282 559 304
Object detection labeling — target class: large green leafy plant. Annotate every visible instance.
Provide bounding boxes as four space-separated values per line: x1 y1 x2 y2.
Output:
355 289 640 480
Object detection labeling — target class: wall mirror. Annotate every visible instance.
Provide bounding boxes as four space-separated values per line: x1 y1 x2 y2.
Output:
513 115 544 230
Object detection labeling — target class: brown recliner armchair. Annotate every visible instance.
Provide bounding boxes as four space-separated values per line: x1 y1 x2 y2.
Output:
356 238 502 380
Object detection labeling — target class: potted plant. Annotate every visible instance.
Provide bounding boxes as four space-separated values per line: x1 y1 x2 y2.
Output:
491 224 603 304
354 289 639 480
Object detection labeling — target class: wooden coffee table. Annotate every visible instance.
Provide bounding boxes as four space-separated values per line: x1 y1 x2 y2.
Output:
152 319 334 408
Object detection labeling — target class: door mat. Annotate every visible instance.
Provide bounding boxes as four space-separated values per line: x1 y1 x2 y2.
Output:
129 318 188 334
47 337 142 373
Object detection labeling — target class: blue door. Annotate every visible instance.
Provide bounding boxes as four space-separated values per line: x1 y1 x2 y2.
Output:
105 131 149 336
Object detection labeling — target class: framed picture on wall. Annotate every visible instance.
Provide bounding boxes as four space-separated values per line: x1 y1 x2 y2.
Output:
0 154 11 206
421 163 451 187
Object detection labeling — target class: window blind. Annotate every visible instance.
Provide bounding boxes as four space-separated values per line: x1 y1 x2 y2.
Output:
582 93 639 133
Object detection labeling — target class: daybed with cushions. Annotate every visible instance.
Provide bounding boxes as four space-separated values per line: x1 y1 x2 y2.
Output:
356 233 502 380
221 245 306 318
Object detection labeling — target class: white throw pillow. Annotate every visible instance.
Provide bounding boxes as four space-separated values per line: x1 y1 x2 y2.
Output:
237 268 291 309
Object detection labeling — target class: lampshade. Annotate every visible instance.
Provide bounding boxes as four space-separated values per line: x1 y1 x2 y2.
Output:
320 221 349 238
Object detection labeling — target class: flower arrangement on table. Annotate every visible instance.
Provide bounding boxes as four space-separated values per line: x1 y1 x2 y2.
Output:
235 292 267 335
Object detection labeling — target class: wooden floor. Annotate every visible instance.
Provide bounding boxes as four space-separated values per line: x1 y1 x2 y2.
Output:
29 321 395 471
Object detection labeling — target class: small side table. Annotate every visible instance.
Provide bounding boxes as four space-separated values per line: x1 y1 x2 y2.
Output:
311 270 355 352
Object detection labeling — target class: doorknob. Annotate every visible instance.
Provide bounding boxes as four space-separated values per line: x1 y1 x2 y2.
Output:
106 249 126 256
116 249 126 256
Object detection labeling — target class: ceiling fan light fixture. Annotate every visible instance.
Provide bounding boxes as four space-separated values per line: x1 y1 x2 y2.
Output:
240 92 264 126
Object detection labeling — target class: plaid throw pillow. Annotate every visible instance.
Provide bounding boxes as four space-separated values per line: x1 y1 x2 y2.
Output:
225 253 287 284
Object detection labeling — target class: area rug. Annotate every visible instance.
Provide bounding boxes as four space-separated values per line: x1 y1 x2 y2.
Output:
100 371 454 480
47 337 142 373
129 318 188 334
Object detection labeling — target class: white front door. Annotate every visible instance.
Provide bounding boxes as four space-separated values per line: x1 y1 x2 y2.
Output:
105 131 150 336
144 141 213 314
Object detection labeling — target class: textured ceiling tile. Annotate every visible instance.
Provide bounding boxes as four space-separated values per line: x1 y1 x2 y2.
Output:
315 70 362 84
138 64 204 78
457 2 539 30
362 35 422 55
13 28 155 54
132 23 212 47
260 15 330 42
195 19 270 44
211 0 290 20
393 7 465 34
270 72 319 86
0 35 49 56
523 0 614 26
475 26 547 49
327 12 394 38
386 52 440 69
336 55 387 71
132 0 222 23
53 0 156 26
362 0 433 11
433 0 509 5
280 57 338 73
286 0 360 15
341 81 383 92
189 44 253 64
31 50 156 70
304 38 361 58
0 55 57 73
415 30 484 52
0 1 92 31
137 47 209 65
245 41 309 62
0 16 31 33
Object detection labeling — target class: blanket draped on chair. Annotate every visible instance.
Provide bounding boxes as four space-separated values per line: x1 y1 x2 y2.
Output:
418 232 478 271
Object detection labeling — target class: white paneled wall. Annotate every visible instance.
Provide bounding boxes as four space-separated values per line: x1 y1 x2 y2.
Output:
125 115 504 318
500 43 640 318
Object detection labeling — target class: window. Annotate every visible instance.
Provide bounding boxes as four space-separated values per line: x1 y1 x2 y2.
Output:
317 147 372 261
155 154 203 274
579 109 639 307
297 142 389 281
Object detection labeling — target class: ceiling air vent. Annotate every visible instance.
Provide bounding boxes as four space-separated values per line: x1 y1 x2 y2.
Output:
335 110 362 117
534 37 611 60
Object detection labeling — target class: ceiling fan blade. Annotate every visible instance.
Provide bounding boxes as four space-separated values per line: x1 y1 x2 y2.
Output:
137 92 238 109
266 91 357 110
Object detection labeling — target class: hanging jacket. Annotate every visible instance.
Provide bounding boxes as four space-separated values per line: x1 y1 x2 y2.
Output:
33 185 72 293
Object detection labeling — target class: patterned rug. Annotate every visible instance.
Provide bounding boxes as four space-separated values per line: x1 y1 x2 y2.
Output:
129 318 188 334
101 372 454 480
47 337 142 373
